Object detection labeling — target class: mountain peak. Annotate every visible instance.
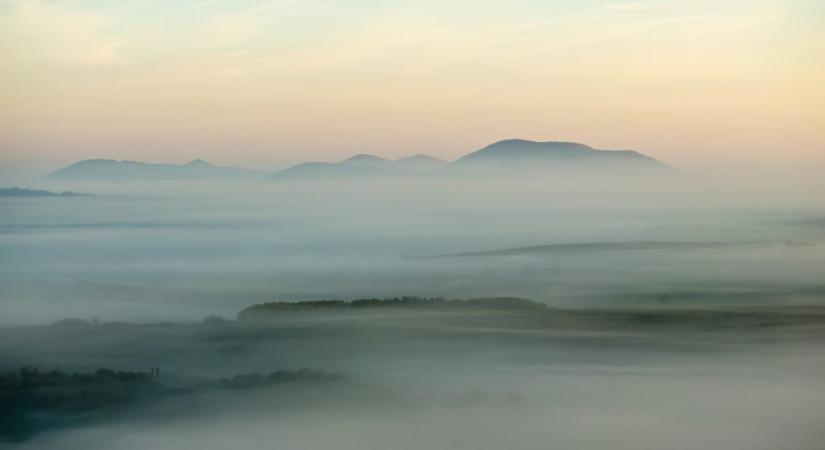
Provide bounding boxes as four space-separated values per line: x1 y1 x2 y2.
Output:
452 139 672 174
49 158 259 181
485 139 595 151
341 154 390 165
454 140 597 166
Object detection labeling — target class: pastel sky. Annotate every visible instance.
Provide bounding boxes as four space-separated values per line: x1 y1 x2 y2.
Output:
1 0 823 174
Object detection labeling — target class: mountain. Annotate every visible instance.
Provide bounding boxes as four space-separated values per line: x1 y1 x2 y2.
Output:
49 159 264 181
272 139 671 180
340 154 392 166
273 153 445 180
52 139 672 182
453 139 673 174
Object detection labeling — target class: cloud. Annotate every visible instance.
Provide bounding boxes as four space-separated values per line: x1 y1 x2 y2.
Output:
0 0 125 67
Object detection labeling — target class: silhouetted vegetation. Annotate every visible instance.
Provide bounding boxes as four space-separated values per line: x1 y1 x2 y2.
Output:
0 367 351 442
1 367 157 410
238 296 546 320
0 368 160 442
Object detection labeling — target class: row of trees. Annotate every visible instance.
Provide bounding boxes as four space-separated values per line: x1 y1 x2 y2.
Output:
238 296 546 319
0 366 346 443
2 367 153 389
1 367 160 421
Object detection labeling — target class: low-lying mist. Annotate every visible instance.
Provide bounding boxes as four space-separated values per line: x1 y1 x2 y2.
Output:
17 371 825 450
3 306 825 450
2 174 824 449
1 176 823 325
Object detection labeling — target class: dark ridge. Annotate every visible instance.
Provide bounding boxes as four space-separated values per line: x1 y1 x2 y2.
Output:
340 154 391 165
0 367 161 442
0 367 347 443
452 139 674 173
48 159 263 181
237 296 546 320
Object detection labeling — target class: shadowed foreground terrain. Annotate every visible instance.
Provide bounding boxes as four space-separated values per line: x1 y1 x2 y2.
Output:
2 299 825 449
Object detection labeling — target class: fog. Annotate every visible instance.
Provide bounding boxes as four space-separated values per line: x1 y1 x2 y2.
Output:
1 173 824 449
17 372 825 450
3 306 825 450
1 175 823 325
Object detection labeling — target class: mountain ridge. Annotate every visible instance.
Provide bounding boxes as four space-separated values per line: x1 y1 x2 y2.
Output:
452 139 672 173
49 159 264 181
271 139 673 180
48 139 674 181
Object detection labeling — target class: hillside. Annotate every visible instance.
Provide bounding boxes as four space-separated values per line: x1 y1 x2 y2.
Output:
452 139 673 174
50 139 673 182
48 159 264 181
270 139 672 180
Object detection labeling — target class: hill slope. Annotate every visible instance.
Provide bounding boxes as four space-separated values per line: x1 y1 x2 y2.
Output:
49 159 264 181
271 139 672 180
453 139 673 174
52 139 672 182
272 153 446 180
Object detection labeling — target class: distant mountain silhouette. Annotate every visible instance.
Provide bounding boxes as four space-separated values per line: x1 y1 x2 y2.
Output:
274 153 446 180
452 139 673 174
271 139 671 180
51 139 673 182
49 159 263 181
341 154 392 166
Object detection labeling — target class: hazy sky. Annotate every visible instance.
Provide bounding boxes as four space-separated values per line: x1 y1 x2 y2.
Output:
1 0 823 174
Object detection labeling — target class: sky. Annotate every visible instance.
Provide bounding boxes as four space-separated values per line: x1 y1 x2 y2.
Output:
0 0 823 175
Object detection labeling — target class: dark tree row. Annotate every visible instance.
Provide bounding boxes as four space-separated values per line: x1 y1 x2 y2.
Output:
1 368 162 442
238 296 546 319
